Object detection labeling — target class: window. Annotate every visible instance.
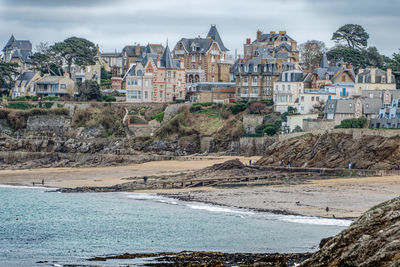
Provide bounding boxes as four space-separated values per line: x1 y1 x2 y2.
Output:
244 88 249 94
287 85 291 92
179 91 182 98
301 96 304 102
289 96 292 102
275 85 278 91
167 71 171 77
192 56 195 62
212 65 215 72
173 85 176 92
211 56 215 62
211 76 215 82
160 92 163 99
349 103 352 108
282 85 285 91
253 88 258 95
145 91 148 99
254 66 257 72
173 72 176 78
60 84 66 89
244 77 248 84
316 97 319 102
145 80 149 87
311 96 315 101
253 76 258 85
51 84 58 91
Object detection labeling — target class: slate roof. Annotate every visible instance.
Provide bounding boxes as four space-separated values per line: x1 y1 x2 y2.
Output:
320 54 329 68
122 45 145 57
325 98 383 115
145 44 164 55
15 72 37 87
279 70 304 82
259 32 294 43
160 45 180 69
36 76 66 85
207 25 229 51
11 49 32 63
3 35 32 52
357 68 396 84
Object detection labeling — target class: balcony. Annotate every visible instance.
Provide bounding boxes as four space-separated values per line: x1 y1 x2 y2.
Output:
210 50 220 56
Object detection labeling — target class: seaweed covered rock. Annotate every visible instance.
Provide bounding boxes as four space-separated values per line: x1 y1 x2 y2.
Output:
301 196 400 267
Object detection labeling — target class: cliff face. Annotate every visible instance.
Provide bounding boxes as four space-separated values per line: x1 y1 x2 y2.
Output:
301 196 400 267
257 133 400 170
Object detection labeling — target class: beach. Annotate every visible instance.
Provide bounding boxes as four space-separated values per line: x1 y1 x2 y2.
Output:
1 156 399 219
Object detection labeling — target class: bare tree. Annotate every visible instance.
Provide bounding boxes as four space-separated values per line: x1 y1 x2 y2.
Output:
299 40 328 70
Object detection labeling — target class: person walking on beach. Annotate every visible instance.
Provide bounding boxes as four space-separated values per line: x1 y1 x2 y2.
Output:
42 179 44 185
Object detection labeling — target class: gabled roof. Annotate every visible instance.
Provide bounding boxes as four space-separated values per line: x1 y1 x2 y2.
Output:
11 49 32 63
320 53 329 68
3 35 32 52
207 25 229 51
177 38 213 54
122 45 145 57
258 32 294 43
15 72 38 87
145 44 164 55
160 45 180 69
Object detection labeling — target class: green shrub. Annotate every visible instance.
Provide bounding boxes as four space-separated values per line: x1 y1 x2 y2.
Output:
263 125 277 136
151 111 165 122
334 117 367 129
192 102 213 107
260 99 274 106
43 96 59 101
97 95 116 102
6 102 34 110
14 96 27 101
229 103 247 114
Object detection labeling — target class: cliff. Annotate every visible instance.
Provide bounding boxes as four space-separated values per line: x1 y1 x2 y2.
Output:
257 132 400 170
302 196 400 267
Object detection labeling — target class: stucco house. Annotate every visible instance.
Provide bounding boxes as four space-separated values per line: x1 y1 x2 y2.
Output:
34 75 75 98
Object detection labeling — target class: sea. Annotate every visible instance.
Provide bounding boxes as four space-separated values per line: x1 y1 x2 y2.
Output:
0 185 351 266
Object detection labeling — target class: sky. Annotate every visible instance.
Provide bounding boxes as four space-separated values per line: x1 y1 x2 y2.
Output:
0 0 399 57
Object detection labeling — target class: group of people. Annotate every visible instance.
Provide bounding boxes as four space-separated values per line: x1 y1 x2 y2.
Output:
32 179 45 186
279 161 291 168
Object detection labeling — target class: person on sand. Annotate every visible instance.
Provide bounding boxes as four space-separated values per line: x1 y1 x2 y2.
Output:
287 162 291 168
32 182 35 186
143 176 148 184
42 179 44 185
326 206 329 213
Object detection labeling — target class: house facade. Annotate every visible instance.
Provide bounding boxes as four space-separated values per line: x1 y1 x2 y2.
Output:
122 44 145 74
34 75 75 97
173 25 232 88
243 30 299 66
355 67 396 93
11 71 41 99
231 49 295 101
100 52 123 76
125 45 186 103
187 82 235 103
273 70 304 113
2 35 32 72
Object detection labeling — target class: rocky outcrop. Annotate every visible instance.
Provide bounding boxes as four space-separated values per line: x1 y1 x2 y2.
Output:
302 196 400 267
257 133 400 170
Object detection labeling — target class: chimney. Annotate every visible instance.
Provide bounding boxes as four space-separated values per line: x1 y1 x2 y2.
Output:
157 56 161 68
342 62 347 69
256 29 262 42
246 38 251 44
270 31 276 35
371 66 376 84
135 44 141 55
179 57 184 69
387 67 392 84
291 40 297 51
279 31 286 36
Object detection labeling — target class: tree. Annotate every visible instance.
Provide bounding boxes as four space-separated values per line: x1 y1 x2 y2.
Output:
299 40 328 70
363 47 384 68
51 37 97 78
78 80 101 101
391 50 400 88
249 102 266 114
0 62 19 90
30 42 64 76
327 47 366 70
332 24 369 49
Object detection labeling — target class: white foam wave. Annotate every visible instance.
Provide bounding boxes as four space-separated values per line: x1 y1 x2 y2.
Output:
0 184 49 190
123 193 352 227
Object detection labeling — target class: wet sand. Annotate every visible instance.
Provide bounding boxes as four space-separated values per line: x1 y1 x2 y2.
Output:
160 176 400 219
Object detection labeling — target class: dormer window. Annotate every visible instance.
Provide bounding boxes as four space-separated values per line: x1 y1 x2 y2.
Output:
254 66 257 72
382 76 386 83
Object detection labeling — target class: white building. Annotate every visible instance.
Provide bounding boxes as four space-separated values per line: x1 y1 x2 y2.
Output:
274 70 304 113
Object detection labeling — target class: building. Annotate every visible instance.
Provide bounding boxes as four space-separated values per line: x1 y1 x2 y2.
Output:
11 71 41 99
2 35 32 72
125 45 186 103
370 99 400 128
187 82 235 103
100 52 123 76
231 48 295 101
173 25 232 88
34 75 75 98
122 44 145 74
355 67 396 93
324 97 382 125
71 60 102 84
274 70 304 113
243 30 299 66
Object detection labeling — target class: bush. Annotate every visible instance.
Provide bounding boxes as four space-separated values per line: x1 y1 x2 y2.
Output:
43 96 59 101
293 125 303 132
263 125 277 136
2 108 69 130
249 102 266 114
38 102 54 109
7 102 34 110
151 111 165 122
334 117 367 129
97 95 116 102
229 103 247 114
14 96 27 101
192 102 213 107
260 99 274 106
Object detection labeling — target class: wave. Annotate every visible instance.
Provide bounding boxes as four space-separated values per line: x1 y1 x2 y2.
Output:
123 193 352 227
0 184 48 190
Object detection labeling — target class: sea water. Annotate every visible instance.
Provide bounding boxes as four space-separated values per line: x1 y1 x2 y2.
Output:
0 186 350 266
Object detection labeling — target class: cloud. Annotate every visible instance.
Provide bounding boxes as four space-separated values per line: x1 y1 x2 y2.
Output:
0 0 399 56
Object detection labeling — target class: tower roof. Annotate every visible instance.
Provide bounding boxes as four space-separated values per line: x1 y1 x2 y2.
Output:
160 44 177 69
320 53 329 68
3 35 15 51
207 25 229 51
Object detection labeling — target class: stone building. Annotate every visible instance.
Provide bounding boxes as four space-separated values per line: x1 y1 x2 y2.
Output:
243 30 299 66
187 82 235 103
125 45 186 103
231 48 295 101
100 52 123 76
173 25 232 88
355 67 396 93
34 75 75 98
2 35 32 72
11 71 41 99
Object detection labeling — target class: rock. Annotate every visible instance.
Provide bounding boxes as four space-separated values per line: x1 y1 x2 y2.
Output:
301 196 400 267
207 159 245 171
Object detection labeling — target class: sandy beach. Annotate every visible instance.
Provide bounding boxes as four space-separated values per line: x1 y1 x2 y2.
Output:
0 156 261 188
1 156 399 219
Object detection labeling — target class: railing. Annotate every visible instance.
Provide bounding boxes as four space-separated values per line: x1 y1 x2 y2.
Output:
174 50 185 55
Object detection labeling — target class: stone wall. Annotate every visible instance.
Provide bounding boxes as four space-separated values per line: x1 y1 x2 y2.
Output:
243 114 264 134
239 137 277 156
26 116 71 135
303 119 336 132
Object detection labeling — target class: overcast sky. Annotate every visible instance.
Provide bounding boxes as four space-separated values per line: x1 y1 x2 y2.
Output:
0 0 399 57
